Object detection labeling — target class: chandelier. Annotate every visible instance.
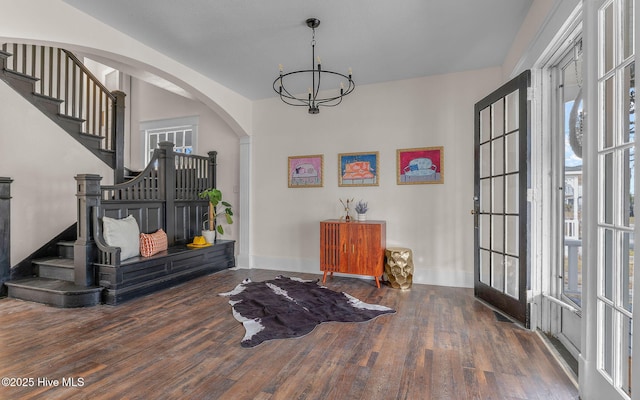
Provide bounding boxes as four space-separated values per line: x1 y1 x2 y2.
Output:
273 18 355 114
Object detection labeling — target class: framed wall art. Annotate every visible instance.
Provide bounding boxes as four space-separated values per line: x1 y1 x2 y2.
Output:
338 151 379 187
397 146 444 184
288 154 324 188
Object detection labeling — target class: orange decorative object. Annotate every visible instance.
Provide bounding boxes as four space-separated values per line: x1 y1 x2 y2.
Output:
343 161 375 180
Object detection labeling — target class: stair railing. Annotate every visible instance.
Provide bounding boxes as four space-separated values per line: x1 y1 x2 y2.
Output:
1 43 125 182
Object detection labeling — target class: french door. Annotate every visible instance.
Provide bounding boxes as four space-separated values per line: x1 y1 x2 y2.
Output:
582 0 636 398
473 70 531 326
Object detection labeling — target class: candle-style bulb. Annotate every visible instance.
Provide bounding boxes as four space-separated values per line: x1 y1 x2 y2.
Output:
317 56 321 64
348 67 352 76
279 64 283 72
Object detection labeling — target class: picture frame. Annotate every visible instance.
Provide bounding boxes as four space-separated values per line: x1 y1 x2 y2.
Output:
338 151 379 187
397 146 444 184
288 154 324 188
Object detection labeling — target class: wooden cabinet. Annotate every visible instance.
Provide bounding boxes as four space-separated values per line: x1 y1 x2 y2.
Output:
320 220 386 288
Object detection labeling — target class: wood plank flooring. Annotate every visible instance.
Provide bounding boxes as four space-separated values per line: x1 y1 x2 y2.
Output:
0 269 579 399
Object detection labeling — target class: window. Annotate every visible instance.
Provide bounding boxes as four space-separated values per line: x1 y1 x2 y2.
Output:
141 116 198 165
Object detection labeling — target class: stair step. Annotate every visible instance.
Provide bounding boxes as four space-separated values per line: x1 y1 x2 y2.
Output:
57 240 75 259
32 92 63 115
0 68 37 96
34 257 74 281
5 277 102 308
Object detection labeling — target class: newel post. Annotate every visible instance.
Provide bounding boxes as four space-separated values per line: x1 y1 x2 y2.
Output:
159 142 176 246
208 150 218 189
112 90 126 184
74 174 102 286
0 177 13 296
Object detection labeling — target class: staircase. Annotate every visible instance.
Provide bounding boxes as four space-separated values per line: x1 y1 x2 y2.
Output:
0 43 126 183
0 42 126 307
5 240 102 308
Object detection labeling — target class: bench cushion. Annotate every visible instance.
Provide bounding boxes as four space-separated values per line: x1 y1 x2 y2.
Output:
102 215 140 260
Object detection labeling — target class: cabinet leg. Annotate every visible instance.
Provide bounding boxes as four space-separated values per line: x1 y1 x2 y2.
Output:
375 276 380 288
322 271 327 283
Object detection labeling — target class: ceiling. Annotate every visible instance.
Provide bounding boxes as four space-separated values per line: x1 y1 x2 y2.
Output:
62 0 532 101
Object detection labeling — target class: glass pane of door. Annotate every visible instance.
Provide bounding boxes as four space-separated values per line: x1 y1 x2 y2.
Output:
561 40 584 308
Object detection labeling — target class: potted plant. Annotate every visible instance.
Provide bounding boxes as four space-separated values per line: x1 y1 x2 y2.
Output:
199 188 233 243
355 200 368 221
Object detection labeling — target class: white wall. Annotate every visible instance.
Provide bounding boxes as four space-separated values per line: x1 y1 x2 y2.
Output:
251 67 502 287
129 78 240 244
0 81 114 266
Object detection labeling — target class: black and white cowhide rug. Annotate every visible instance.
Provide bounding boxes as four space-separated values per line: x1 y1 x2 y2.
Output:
219 275 396 348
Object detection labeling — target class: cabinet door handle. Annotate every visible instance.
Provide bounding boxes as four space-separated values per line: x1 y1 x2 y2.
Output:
343 243 346 253
352 244 355 253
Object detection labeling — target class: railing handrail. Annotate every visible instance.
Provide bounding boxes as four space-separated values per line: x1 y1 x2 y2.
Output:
62 49 116 103
100 150 162 196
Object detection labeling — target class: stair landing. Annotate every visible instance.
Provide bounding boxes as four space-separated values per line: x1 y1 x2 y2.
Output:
6 277 102 308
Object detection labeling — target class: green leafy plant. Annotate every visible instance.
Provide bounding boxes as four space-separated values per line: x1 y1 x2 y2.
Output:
199 188 233 235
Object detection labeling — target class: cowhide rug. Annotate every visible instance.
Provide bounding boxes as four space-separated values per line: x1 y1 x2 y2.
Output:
219 275 396 348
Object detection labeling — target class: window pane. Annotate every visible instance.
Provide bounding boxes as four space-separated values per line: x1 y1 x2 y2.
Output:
150 134 158 150
492 99 504 139
602 152 614 224
623 147 634 227
623 0 634 60
505 255 519 299
601 302 613 376
185 130 193 146
505 132 519 173
492 252 504 292
505 174 519 214
480 250 491 285
168 132 174 142
493 137 504 175
604 77 615 148
492 215 504 253
481 178 491 213
480 107 491 143
505 90 519 132
621 313 632 395
480 143 491 178
624 63 635 143
623 232 634 312
505 216 518 256
492 176 503 213
603 3 614 74
602 228 614 301
481 215 490 249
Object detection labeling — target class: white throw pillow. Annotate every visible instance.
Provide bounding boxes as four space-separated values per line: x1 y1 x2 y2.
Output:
102 215 140 261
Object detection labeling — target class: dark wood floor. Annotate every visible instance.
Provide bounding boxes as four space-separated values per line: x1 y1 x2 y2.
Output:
0 269 578 400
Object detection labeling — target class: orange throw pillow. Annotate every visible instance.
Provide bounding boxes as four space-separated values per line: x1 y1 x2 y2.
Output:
140 229 168 257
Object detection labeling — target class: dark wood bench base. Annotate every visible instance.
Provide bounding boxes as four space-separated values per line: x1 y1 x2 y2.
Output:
96 240 235 305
